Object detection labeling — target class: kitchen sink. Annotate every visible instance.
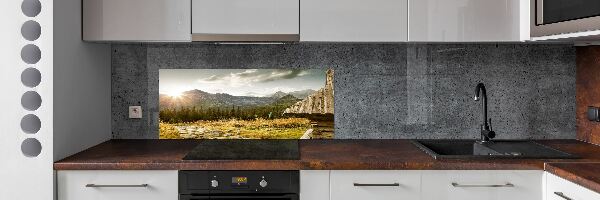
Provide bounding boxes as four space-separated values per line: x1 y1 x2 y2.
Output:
411 140 578 160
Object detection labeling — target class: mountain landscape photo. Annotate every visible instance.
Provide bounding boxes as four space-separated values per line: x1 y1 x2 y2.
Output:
159 69 334 139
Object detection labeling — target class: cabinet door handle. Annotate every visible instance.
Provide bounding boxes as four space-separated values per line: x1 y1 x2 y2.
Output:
353 183 400 187
85 184 149 188
553 192 573 200
451 182 514 188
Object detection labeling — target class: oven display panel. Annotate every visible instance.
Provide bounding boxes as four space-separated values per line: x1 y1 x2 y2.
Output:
232 177 248 187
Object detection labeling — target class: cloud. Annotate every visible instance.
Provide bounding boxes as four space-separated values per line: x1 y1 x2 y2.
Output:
205 75 221 81
258 69 308 82
198 69 309 86
235 69 259 78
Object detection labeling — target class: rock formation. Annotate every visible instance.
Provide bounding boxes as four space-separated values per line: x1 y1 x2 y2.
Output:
284 69 334 114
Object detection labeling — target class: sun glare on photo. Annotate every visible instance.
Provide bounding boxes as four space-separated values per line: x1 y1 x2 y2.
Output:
167 91 183 98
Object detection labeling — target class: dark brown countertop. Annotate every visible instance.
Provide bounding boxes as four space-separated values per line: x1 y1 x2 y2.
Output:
545 162 600 194
54 139 600 170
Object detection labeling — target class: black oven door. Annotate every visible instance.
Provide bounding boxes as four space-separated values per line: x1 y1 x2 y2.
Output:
180 194 299 200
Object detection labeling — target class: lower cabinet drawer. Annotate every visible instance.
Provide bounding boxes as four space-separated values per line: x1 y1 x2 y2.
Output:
57 170 178 200
421 170 543 200
545 172 600 200
330 170 421 200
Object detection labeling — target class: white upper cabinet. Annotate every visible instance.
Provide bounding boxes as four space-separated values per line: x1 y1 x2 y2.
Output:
300 0 408 42
409 0 530 42
83 0 191 42
191 0 300 41
81 0 532 42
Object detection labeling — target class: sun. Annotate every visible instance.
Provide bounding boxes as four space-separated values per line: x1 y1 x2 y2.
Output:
166 91 183 98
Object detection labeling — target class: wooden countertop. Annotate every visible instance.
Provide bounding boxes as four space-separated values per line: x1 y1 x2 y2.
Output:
545 162 600 194
54 139 600 171
54 139 600 193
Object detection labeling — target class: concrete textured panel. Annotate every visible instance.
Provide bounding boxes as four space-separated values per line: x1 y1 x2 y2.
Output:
112 43 575 139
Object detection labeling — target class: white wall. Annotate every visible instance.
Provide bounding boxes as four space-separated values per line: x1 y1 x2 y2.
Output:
53 0 111 161
0 0 54 199
1 0 110 198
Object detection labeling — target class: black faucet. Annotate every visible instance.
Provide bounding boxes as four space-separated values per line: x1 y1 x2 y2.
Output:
474 83 495 142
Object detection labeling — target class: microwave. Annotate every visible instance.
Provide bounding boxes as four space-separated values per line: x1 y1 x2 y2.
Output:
531 0 600 37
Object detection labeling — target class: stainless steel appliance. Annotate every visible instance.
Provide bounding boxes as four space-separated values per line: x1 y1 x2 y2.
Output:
532 0 600 37
179 171 299 200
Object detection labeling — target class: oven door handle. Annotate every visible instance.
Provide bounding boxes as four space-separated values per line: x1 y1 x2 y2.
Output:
180 194 298 200
179 195 209 200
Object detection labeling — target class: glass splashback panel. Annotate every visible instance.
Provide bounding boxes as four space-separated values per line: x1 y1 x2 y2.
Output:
159 69 334 139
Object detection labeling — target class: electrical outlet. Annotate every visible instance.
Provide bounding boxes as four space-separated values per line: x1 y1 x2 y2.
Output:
129 106 142 119
588 106 600 122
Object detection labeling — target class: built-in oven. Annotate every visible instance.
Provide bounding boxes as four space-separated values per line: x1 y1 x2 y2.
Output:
532 0 600 37
179 171 299 200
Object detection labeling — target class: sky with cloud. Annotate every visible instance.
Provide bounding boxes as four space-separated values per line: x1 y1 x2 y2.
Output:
159 69 328 97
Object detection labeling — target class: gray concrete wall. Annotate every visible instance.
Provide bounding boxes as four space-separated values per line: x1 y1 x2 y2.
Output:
112 43 576 139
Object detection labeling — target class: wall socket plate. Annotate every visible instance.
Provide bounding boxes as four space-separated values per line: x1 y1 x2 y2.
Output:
129 106 142 119
588 106 600 122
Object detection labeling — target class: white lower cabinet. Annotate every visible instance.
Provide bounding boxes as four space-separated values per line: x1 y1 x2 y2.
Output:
301 170 330 200
545 172 600 200
330 170 421 200
421 170 543 200
57 170 178 200
56 170 600 200
324 170 543 200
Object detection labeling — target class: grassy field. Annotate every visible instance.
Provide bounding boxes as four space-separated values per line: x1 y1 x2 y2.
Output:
159 118 312 139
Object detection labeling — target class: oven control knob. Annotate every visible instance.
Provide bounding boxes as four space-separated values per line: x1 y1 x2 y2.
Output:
211 180 219 188
259 179 268 188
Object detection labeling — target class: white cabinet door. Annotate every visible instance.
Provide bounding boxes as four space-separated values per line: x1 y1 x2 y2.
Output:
545 172 600 200
330 170 420 200
57 170 178 200
421 170 543 200
82 0 191 42
409 0 529 42
192 0 299 41
301 0 408 42
301 170 330 200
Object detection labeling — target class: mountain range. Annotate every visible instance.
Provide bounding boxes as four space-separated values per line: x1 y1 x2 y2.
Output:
269 89 316 99
159 89 316 110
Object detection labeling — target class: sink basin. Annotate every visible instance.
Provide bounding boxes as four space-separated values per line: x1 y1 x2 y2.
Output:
412 140 578 160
